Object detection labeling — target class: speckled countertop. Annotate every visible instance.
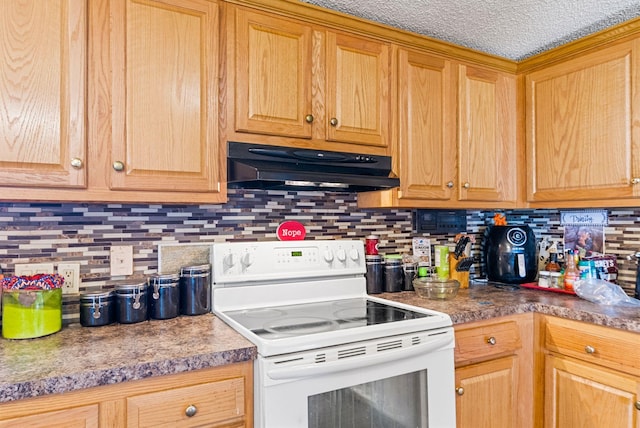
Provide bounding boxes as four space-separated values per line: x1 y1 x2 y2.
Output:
1 284 639 404
0 314 256 403
379 282 640 332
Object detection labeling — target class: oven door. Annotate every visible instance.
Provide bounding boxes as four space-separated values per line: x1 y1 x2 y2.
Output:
255 328 456 428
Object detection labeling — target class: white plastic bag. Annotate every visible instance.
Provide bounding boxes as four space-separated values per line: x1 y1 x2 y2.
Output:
574 278 640 306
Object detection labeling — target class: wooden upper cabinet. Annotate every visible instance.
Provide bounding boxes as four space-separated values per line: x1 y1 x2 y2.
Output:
396 48 455 200
234 8 312 139
525 39 640 203
109 0 220 193
228 6 390 153
458 64 517 203
0 0 87 189
325 32 390 147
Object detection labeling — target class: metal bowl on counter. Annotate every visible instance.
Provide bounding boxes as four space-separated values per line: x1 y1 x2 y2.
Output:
412 277 460 300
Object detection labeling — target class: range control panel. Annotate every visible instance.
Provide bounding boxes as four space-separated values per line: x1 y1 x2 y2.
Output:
212 240 365 285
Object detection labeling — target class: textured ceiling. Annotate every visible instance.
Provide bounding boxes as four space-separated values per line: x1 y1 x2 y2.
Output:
300 0 640 60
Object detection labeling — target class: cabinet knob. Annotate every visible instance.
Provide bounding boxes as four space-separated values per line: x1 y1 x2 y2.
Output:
112 161 125 172
584 345 596 354
487 336 497 345
456 387 464 396
305 114 314 123
635 401 640 411
446 181 454 188
632 178 640 185
329 117 338 127
185 404 198 417
70 158 83 169
463 182 470 189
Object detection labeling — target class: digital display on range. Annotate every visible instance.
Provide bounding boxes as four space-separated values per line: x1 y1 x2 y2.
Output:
291 251 303 257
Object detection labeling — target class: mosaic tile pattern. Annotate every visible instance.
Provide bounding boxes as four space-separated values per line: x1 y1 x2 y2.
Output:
0 191 638 324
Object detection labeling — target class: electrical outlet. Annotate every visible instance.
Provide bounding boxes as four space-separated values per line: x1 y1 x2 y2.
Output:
58 263 81 294
15 263 55 276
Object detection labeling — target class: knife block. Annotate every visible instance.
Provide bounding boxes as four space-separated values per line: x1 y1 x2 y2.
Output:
448 253 470 289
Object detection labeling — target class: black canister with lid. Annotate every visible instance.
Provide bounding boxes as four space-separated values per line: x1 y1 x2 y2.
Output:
383 255 403 293
148 273 180 320
403 263 417 291
80 290 115 327
179 264 211 316
365 255 383 294
115 282 148 324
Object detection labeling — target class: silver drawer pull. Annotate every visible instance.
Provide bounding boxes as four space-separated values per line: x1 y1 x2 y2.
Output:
585 345 596 354
487 336 497 345
185 404 197 417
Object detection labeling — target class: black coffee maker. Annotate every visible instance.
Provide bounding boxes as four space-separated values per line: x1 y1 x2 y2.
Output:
485 225 537 284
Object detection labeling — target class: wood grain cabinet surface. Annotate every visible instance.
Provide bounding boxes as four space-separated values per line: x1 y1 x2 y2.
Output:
525 38 640 206
453 314 533 428
224 5 391 155
541 316 640 428
358 53 518 209
0 0 87 190
0 362 253 428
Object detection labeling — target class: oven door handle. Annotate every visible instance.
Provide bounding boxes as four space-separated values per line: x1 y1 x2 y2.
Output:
266 333 453 380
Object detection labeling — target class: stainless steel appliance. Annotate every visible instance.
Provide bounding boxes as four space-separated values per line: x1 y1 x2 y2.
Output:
226 142 400 192
212 240 456 428
485 225 537 284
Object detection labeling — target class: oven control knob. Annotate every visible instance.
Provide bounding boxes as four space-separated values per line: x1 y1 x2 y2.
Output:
324 250 334 263
349 249 360 261
240 252 254 268
336 249 347 262
223 253 235 269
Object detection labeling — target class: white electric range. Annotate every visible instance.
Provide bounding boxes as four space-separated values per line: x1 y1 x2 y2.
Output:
212 240 456 428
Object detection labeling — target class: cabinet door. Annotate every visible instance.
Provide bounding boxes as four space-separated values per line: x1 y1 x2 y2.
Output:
109 0 220 193
545 354 639 428
0 0 87 188
458 64 517 202
526 39 640 202
397 49 456 200
0 404 98 428
455 356 519 428
234 8 313 139
325 32 390 147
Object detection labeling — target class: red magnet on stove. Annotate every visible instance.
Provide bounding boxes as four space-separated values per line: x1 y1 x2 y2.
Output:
276 221 306 241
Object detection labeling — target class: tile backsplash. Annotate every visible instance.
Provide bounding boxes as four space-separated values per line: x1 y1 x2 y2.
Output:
1 189 638 323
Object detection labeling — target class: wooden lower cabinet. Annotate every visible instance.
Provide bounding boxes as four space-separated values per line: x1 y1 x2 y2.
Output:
544 354 639 428
455 356 518 427
453 314 533 428
541 315 640 428
0 362 253 428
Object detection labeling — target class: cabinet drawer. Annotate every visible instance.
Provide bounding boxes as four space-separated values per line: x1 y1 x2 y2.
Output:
127 377 245 428
454 320 521 365
0 404 98 428
544 317 640 376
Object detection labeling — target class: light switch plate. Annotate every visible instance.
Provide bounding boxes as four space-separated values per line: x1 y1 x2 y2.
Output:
110 245 133 276
15 263 55 276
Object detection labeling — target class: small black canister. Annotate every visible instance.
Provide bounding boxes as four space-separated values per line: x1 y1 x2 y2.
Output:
383 255 403 292
148 274 180 320
365 255 383 294
403 263 417 291
80 290 115 327
115 283 148 324
179 264 211 316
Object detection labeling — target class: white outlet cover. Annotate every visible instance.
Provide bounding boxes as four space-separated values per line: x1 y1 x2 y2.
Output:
58 263 81 294
110 245 134 276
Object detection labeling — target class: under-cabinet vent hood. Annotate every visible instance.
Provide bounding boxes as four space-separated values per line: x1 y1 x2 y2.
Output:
227 142 400 192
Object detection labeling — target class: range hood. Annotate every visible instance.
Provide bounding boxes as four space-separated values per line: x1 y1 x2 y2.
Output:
227 142 400 192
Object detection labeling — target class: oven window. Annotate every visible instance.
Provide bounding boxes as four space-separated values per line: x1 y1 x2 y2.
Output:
308 369 428 428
